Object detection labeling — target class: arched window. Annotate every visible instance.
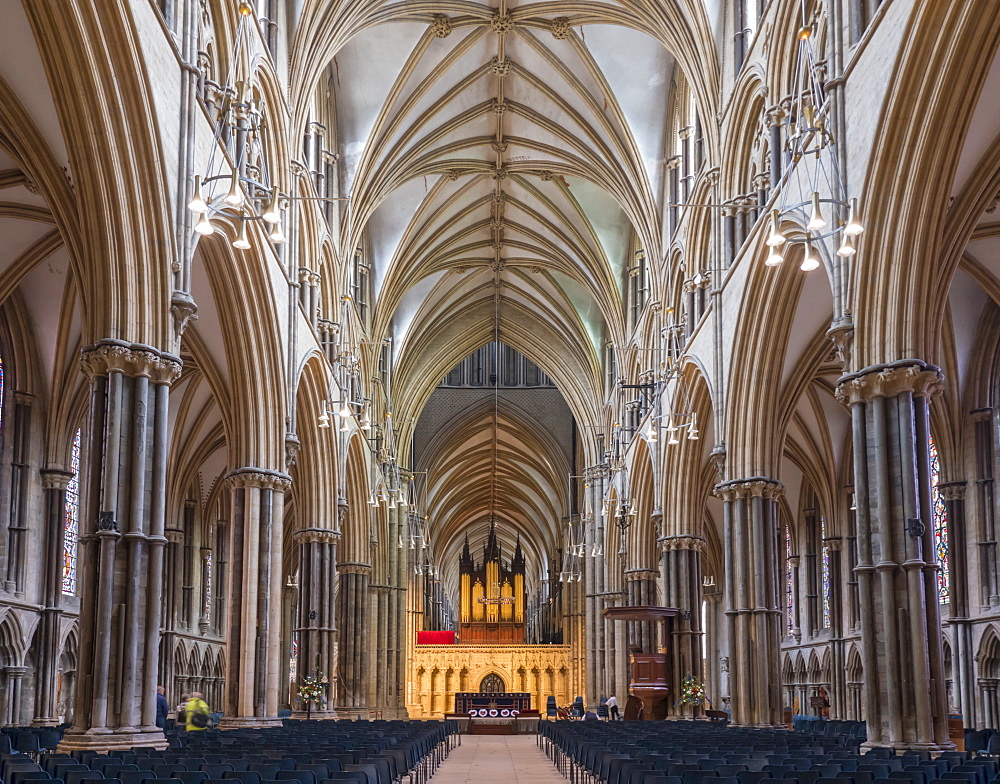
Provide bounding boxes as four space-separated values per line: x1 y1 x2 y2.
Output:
929 437 949 603
62 428 82 594
786 523 794 633
821 515 831 628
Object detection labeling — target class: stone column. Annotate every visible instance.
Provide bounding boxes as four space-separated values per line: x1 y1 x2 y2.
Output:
714 477 784 727
940 482 974 724
335 562 371 716
659 536 706 718
981 678 999 731
837 360 952 750
33 469 73 726
583 465 608 706
221 468 291 728
59 340 180 752
789 556 802 641
293 527 340 717
827 538 848 720
703 591 723 711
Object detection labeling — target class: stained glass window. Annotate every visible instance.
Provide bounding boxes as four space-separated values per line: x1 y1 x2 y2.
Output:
62 429 82 594
786 523 794 633
203 551 213 619
821 516 831 628
929 437 949 603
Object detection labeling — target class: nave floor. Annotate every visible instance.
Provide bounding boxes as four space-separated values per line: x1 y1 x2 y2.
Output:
430 735 565 783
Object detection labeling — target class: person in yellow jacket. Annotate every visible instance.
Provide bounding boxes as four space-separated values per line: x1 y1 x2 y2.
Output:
185 692 211 732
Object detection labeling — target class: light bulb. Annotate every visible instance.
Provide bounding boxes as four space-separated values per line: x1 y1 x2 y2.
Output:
224 168 243 207
844 198 864 236
665 416 677 433
807 192 827 231
318 412 330 429
194 211 214 236
837 234 857 257
688 428 699 441
766 209 786 247
800 242 820 271
232 220 251 250
188 175 208 213
765 249 783 266
269 220 286 244
262 188 281 223
339 403 351 418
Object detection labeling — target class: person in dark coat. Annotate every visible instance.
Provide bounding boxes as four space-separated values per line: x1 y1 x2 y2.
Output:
156 686 170 729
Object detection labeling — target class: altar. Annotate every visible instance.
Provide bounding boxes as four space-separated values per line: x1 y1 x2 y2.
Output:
454 691 531 713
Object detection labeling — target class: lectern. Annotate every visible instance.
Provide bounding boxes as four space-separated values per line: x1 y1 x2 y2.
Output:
602 606 679 720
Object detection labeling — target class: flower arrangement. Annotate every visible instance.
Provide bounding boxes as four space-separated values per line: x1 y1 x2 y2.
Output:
676 674 709 707
298 673 329 706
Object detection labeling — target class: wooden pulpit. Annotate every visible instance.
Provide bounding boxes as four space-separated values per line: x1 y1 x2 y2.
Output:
602 606 679 720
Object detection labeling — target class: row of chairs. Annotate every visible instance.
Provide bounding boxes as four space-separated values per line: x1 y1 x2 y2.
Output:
539 720 990 784
0 719 457 784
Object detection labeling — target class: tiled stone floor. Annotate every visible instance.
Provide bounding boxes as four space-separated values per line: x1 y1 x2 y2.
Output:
430 735 566 783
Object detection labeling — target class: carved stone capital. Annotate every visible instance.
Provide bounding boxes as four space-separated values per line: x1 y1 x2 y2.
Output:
713 477 784 501
293 527 342 546
490 57 511 76
285 434 301 469
788 555 801 568
624 568 660 582
659 535 706 552
171 290 199 338
337 562 372 577
40 469 74 491
938 481 967 502
836 359 944 405
81 340 182 385
824 537 843 551
226 468 292 492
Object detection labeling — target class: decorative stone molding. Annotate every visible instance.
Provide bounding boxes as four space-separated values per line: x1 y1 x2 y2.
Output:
226 468 292 492
490 11 513 35
938 481 968 501
659 535 706 552
292 527 342 545
430 14 452 37
80 340 182 385
824 537 843 551
447 168 464 181
709 445 726 482
491 100 508 117
835 359 944 405
369 585 392 596
584 464 610 480
490 140 508 153
713 477 784 501
285 434 301 469
171 290 198 338
551 17 572 39
491 57 511 76
337 562 372 576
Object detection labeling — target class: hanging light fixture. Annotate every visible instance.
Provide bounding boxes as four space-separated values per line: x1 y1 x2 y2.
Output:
844 198 864 236
194 210 215 236
765 248 784 267
806 192 827 231
766 209 786 247
836 234 856 258
232 219 251 251
800 241 820 271
188 176 208 213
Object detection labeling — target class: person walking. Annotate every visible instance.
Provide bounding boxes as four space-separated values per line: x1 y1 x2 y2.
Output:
185 692 211 732
155 686 170 729
606 694 619 720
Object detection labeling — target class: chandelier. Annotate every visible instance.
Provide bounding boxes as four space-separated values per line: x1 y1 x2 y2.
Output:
764 23 864 269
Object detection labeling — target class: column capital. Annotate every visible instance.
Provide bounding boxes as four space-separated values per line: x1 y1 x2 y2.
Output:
938 481 967 501
713 477 784 501
337 562 372 576
80 339 182 384
836 359 943 405
659 535 706 552
40 469 74 491
292 527 342 546
226 468 292 491
623 568 660 581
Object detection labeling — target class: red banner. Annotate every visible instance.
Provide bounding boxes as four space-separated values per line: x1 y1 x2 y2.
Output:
417 630 456 645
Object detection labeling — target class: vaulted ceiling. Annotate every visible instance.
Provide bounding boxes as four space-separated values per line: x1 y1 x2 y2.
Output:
315 3 688 422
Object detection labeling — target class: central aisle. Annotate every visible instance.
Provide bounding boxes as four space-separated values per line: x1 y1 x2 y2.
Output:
431 736 566 783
